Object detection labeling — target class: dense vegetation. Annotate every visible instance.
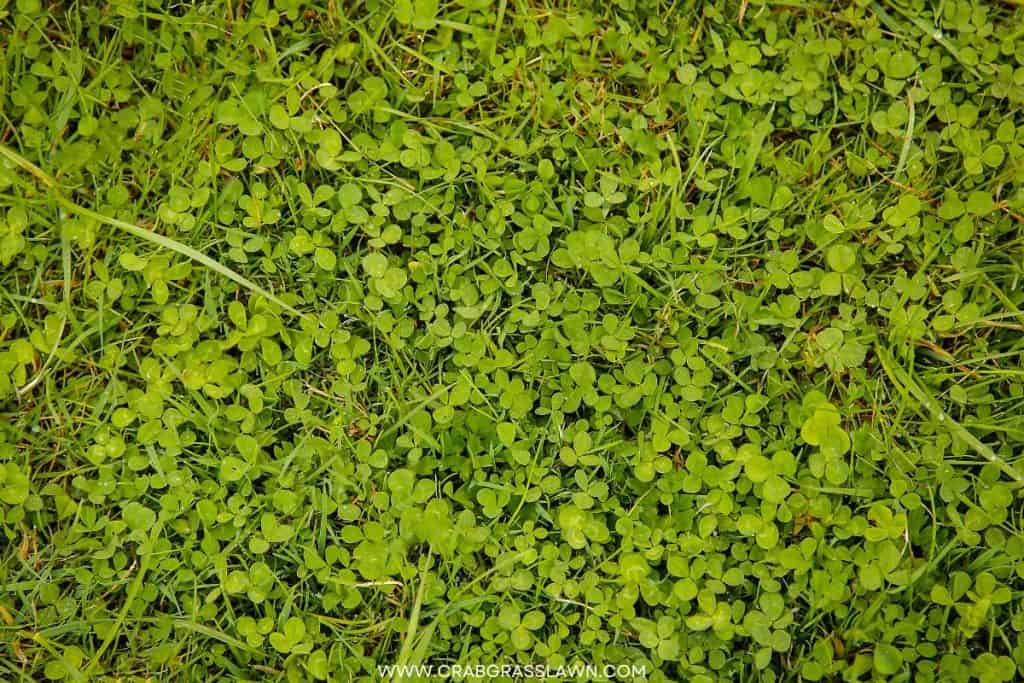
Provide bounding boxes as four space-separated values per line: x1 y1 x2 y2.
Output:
3 0 1024 680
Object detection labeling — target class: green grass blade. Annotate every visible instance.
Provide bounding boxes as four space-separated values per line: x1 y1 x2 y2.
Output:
875 344 1024 486
0 142 308 321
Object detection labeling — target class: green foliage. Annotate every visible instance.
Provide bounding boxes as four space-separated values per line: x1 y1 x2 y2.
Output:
2 0 1024 681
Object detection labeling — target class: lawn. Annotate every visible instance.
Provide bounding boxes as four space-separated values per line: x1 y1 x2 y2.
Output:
2 0 1024 681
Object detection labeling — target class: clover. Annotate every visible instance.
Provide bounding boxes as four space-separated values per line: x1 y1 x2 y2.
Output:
3 1 1024 680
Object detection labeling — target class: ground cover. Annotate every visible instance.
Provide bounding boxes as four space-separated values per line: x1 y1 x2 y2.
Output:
2 1 1024 681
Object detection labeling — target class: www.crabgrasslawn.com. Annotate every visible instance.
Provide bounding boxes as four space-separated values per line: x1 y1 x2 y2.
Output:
377 663 648 680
